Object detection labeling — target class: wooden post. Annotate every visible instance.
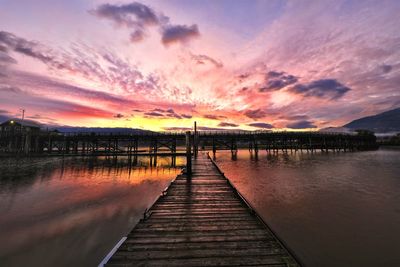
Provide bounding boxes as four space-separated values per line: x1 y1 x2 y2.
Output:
193 121 198 157
186 131 192 176
212 137 216 156
24 132 31 154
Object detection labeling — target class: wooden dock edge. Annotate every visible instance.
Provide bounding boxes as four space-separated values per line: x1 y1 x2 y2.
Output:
206 152 305 267
98 168 185 267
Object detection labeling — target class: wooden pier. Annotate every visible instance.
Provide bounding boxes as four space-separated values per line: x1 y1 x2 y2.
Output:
0 130 377 156
103 153 301 266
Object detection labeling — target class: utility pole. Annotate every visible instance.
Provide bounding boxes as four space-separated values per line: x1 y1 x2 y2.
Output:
21 109 25 121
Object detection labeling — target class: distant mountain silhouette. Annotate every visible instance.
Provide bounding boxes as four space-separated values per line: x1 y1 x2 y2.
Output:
54 127 154 134
343 108 400 133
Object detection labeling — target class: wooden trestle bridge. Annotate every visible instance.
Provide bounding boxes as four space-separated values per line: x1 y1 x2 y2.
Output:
0 130 377 157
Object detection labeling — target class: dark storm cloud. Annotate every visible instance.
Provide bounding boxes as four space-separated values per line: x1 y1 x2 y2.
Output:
218 122 239 127
259 71 298 92
191 54 223 68
161 24 200 45
244 109 267 119
289 79 350 99
286 120 317 129
247 122 274 129
91 2 200 46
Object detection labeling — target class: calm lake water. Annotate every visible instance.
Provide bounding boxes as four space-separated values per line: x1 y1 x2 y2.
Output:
1 148 399 267
215 147 400 267
0 156 184 267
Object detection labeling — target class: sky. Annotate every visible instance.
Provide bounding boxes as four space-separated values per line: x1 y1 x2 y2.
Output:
0 0 399 131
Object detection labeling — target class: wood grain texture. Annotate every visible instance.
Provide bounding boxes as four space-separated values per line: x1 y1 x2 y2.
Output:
106 153 300 267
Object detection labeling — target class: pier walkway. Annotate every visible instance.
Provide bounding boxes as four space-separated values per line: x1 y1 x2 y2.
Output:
104 153 301 266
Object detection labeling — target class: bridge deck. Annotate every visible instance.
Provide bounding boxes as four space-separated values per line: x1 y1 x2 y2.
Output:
105 153 300 267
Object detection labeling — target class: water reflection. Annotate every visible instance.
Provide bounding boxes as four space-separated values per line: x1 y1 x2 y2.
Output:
215 148 400 267
0 156 184 267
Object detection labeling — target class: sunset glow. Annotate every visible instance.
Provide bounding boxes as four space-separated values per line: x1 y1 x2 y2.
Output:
1 0 399 131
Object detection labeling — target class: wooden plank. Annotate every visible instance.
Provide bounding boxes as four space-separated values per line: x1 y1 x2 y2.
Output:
105 153 300 267
112 247 286 260
135 223 260 232
107 255 289 267
124 235 274 245
137 220 260 228
119 240 281 251
128 229 269 238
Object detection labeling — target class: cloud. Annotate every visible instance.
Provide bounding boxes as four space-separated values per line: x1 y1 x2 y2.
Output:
218 122 239 127
0 31 62 67
247 122 274 129
260 71 298 92
6 71 140 109
0 84 115 120
279 114 309 121
181 114 192 119
144 111 164 117
191 54 223 68
0 31 158 96
92 2 159 26
161 24 200 46
1 69 196 125
286 120 317 129
114 113 124 118
90 2 160 43
203 114 227 120
91 2 199 46
0 85 23 94
141 108 191 119
244 109 267 119
290 79 350 100
0 52 17 65
380 64 392 74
